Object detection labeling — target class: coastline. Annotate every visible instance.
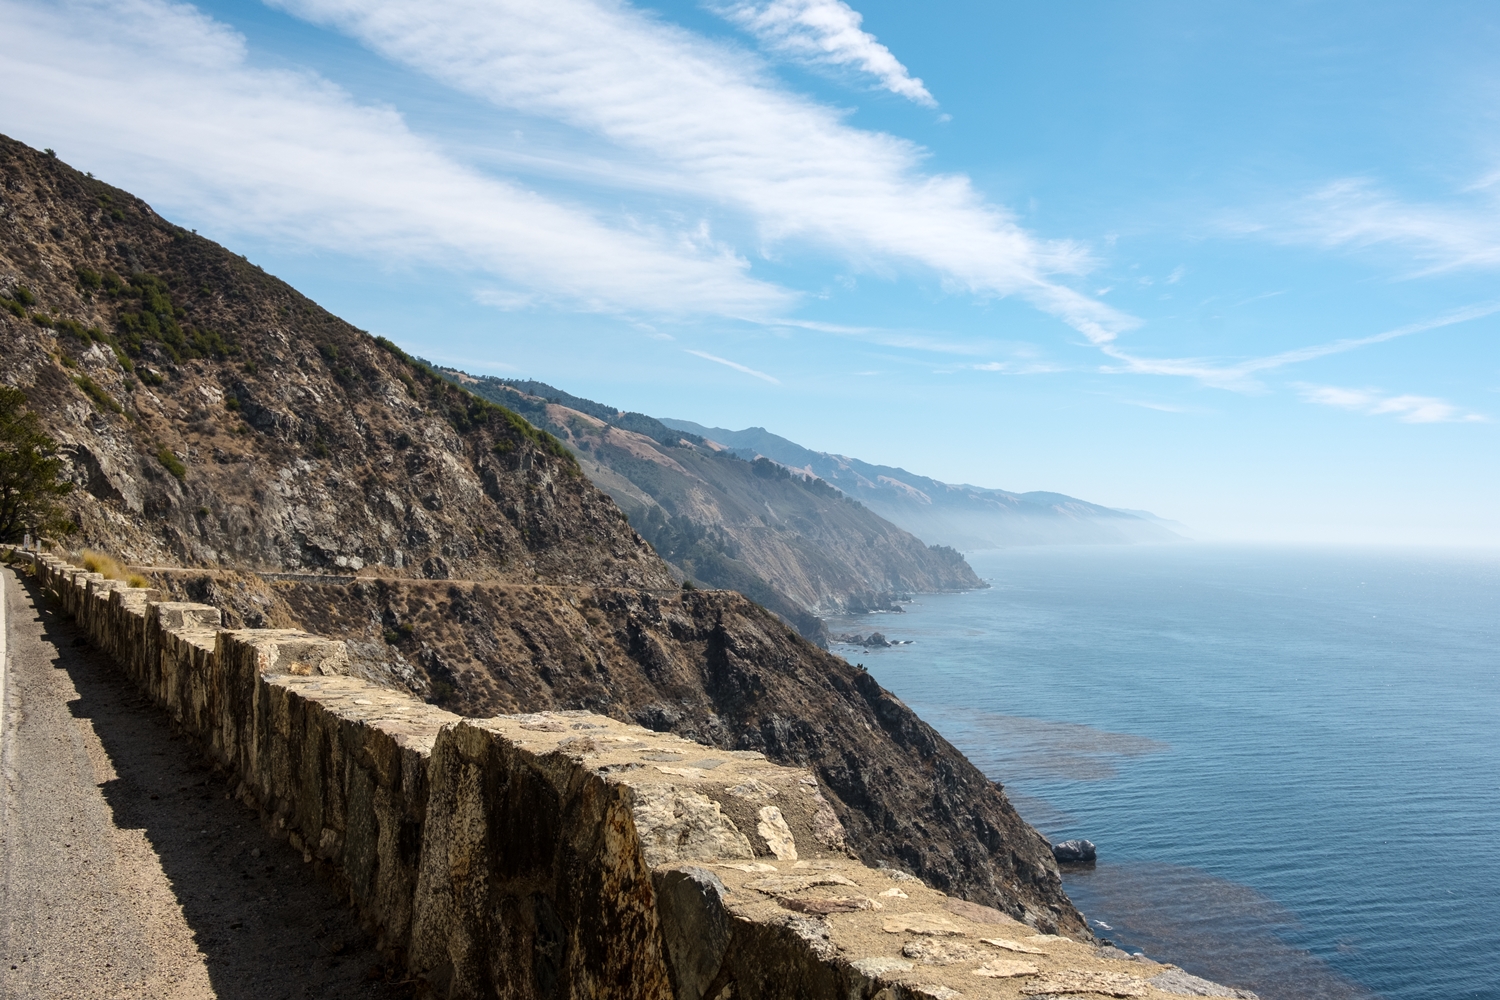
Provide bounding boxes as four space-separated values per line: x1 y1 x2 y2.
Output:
824 544 1500 1000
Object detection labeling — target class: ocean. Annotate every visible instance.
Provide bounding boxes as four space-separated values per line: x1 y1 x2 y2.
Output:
825 545 1500 1000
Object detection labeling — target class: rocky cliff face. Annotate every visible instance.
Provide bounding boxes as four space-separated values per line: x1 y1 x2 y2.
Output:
445 373 984 636
0 134 1085 937
0 137 666 589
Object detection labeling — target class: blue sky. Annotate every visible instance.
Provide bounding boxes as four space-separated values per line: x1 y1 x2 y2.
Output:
5 0 1499 544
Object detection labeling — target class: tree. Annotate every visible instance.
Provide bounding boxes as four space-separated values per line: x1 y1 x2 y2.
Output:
0 386 73 542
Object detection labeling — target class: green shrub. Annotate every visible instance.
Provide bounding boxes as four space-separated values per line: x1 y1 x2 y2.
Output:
74 376 123 414
53 318 90 342
156 446 186 480
12 287 35 307
76 268 102 290
0 386 75 542
113 273 235 363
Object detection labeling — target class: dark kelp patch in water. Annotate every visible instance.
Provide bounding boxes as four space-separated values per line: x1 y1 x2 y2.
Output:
912 706 1171 781
1064 862 1377 1000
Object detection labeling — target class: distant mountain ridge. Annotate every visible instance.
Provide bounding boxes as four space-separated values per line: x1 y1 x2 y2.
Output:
659 420 1184 549
439 373 985 642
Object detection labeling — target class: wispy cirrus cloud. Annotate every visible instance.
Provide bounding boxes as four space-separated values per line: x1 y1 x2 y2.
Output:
0 0 788 318
1122 399 1190 413
1236 177 1500 275
686 349 781 383
1101 301 1500 391
1297 384 1487 424
709 0 936 107
272 0 1134 344
972 360 1068 375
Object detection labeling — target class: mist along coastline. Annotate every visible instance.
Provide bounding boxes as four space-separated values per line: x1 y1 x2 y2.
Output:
830 543 1500 1000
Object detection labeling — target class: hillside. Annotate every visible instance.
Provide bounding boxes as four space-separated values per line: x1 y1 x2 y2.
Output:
440 372 983 640
0 134 1086 936
662 419 1185 549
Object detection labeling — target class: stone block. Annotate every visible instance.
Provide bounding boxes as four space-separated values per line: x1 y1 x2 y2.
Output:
32 553 1253 1000
409 717 675 1000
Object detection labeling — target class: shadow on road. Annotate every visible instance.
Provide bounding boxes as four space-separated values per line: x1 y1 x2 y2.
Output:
17 571 416 1000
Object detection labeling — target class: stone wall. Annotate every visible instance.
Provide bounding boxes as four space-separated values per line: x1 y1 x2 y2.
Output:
14 549 1240 1000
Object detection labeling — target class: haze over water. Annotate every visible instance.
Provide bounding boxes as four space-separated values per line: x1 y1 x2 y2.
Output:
829 545 1500 1000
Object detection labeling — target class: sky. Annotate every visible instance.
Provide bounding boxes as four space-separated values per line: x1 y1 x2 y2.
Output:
4 0 1499 545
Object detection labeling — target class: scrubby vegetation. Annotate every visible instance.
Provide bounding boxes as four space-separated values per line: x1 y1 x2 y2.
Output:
371 338 577 469
156 445 186 480
0 387 74 543
102 271 236 363
79 548 147 588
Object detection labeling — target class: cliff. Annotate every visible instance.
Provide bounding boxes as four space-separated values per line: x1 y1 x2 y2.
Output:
0 133 1082 934
441 372 984 639
662 420 1185 549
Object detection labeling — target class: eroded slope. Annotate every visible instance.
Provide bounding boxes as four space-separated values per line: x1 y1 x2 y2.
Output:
0 135 1083 936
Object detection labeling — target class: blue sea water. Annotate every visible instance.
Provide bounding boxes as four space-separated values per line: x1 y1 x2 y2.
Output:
825 545 1500 1000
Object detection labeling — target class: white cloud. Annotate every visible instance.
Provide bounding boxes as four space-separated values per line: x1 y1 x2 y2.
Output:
710 0 936 107
473 289 539 311
1123 400 1188 413
973 360 1066 375
686 349 781 383
1242 177 1500 275
272 0 1134 344
0 0 788 318
1297 384 1487 424
1101 301 1500 391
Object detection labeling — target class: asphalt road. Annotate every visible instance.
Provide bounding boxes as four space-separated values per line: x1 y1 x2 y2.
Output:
0 566 415 999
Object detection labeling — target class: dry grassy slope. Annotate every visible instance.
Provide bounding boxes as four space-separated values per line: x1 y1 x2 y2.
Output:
0 135 669 590
1 135 1086 937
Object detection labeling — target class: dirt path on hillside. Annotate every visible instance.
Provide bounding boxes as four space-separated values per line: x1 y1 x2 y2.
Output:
0 567 414 1000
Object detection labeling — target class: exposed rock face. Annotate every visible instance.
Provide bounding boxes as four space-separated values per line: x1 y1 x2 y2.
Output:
0 136 667 589
1149 968 1260 999
0 134 1083 935
245 578 1083 935
446 372 986 635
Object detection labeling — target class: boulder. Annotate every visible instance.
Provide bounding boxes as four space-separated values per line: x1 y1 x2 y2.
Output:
1052 839 1097 864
